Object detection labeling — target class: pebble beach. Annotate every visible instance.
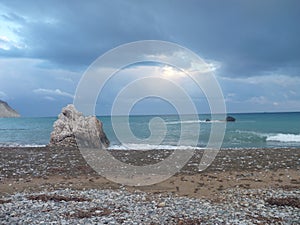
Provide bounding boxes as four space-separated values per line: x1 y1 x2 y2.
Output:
0 147 299 224
1 188 299 224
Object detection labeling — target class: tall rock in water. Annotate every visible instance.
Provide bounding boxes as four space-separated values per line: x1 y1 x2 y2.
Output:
0 100 20 118
49 104 110 148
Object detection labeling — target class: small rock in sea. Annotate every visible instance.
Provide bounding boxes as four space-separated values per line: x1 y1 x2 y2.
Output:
226 116 236 122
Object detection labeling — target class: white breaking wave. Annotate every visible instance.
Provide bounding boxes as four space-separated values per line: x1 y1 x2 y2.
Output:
266 133 300 143
0 143 46 147
108 143 204 151
165 120 224 125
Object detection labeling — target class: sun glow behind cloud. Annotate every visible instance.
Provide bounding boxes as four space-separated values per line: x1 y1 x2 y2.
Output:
96 62 209 115
161 65 186 78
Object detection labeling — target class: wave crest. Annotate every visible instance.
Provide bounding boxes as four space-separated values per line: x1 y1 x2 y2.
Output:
108 143 204 150
165 120 224 125
0 143 46 147
266 133 300 143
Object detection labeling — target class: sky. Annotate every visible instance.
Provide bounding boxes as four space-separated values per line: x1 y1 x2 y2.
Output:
0 0 300 116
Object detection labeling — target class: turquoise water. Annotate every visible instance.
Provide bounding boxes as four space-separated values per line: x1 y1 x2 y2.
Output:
0 112 300 149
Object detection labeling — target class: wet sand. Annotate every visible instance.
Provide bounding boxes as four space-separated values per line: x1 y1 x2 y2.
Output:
0 147 299 200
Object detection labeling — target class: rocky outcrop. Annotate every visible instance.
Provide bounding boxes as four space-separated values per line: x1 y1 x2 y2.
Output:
0 100 20 117
226 116 236 122
49 104 109 148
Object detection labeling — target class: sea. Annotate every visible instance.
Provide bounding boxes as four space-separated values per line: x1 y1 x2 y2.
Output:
0 112 300 149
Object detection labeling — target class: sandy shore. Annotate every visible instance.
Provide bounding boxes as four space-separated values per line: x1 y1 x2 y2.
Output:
0 147 299 200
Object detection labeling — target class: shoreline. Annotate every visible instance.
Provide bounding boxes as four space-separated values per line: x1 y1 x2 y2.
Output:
2 144 300 150
0 146 299 198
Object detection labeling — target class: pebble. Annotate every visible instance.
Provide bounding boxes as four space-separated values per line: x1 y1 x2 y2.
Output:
157 202 166 207
0 188 299 224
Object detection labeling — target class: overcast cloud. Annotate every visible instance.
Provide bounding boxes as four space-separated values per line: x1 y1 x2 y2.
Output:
0 0 299 116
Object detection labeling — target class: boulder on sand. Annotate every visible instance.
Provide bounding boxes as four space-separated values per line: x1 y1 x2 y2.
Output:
49 104 109 148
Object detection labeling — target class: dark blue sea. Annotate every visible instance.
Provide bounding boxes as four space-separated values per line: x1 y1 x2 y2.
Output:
0 112 299 149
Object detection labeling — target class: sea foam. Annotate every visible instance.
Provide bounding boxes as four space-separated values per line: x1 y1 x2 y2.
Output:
165 120 225 125
108 143 204 151
0 143 46 147
266 133 300 143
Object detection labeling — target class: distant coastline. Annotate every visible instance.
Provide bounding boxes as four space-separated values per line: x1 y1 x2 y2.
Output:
0 100 20 118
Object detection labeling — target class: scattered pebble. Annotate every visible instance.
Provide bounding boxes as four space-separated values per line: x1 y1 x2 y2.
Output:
1 188 299 224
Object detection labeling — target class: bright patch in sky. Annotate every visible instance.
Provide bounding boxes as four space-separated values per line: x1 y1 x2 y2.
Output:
161 65 186 78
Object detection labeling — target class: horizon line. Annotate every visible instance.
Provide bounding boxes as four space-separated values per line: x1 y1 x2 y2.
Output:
8 110 300 118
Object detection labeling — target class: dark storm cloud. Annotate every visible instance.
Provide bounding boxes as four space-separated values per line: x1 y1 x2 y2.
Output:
149 0 300 77
0 0 167 69
1 0 299 76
